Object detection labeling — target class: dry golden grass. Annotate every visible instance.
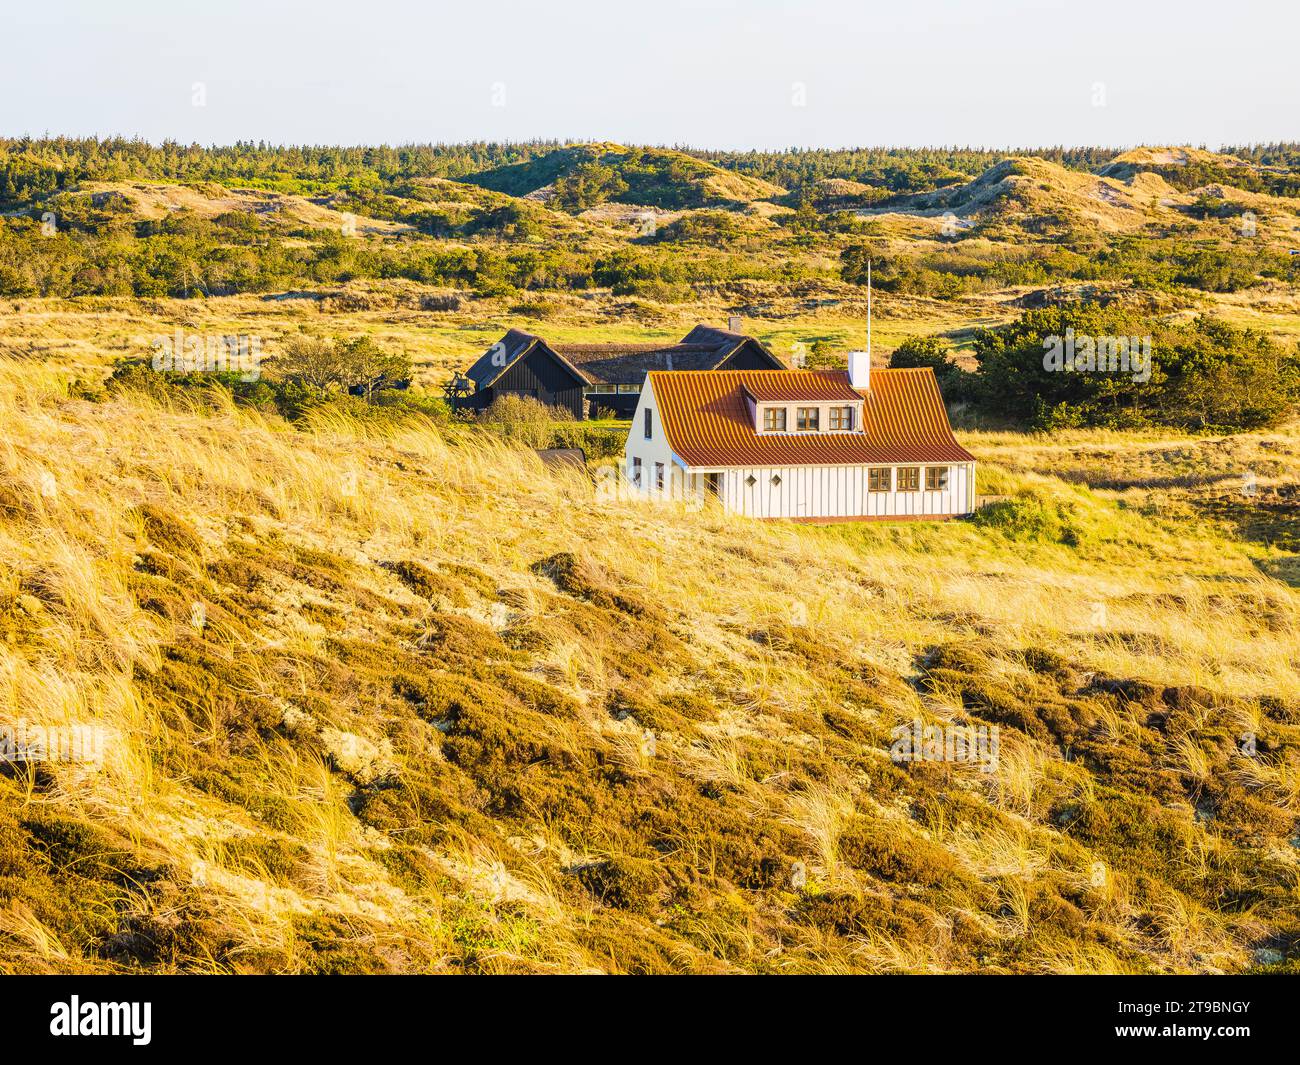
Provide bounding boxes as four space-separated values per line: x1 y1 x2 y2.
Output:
0 349 1297 974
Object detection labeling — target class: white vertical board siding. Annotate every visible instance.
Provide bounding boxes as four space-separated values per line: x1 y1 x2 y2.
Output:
623 380 684 496
623 383 977 519
721 464 972 519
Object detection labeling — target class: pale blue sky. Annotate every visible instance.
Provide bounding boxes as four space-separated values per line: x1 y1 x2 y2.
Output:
3 0 1295 149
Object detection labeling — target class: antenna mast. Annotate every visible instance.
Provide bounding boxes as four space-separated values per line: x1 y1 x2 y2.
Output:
866 259 872 363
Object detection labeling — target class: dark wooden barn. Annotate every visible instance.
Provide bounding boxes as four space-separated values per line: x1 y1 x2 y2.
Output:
455 321 786 420
459 330 590 419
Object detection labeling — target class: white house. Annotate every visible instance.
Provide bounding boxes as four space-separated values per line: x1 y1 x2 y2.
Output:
623 353 976 521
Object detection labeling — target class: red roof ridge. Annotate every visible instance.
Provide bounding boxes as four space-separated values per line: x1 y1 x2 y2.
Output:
645 366 936 378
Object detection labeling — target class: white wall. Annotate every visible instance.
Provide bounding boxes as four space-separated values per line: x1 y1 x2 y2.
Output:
711 462 975 519
623 380 683 496
623 383 975 518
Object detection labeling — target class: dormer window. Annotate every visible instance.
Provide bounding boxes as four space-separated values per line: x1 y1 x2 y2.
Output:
829 406 854 431
796 407 819 432
763 407 787 432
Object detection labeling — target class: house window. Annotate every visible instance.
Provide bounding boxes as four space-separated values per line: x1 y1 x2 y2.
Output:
631 457 642 486
829 406 854 431
770 474 782 486
763 407 787 432
654 462 665 490
745 474 757 487
897 467 921 492
644 409 653 440
796 407 819 432
926 466 950 491
869 467 891 492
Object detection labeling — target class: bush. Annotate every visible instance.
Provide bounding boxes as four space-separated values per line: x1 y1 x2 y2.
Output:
971 307 1300 430
475 396 626 457
889 335 973 402
652 210 745 245
478 394 568 448
575 857 661 912
552 162 629 213
972 497 1073 544
104 346 443 427
420 292 462 311
266 335 412 401
837 816 964 888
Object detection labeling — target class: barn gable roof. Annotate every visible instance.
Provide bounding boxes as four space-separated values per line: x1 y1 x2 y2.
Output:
679 324 748 348
556 342 736 384
464 329 592 390
466 326 782 389
647 368 975 468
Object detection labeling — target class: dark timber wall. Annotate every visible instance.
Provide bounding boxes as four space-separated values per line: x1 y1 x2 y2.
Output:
719 340 784 371
475 346 586 419
583 392 640 418
466 337 784 419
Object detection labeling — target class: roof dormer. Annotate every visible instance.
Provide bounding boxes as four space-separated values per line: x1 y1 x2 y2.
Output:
740 372 866 436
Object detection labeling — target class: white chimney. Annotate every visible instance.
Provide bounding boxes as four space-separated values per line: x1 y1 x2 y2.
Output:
848 350 871 391
727 315 743 333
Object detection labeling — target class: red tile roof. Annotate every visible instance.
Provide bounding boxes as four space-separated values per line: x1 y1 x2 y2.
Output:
648 368 975 468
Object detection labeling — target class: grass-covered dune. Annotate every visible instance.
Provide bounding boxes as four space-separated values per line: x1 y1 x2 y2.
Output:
0 358 1297 974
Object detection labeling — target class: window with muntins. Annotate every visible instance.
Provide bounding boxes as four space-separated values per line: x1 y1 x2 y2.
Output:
926 466 950 491
829 406 853 430
869 467 891 492
763 407 786 432
796 407 819 432
898 467 921 492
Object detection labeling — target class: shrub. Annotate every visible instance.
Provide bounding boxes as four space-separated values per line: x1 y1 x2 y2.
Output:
266 335 412 401
420 292 462 311
971 497 1072 544
576 857 662 912
837 816 964 888
889 335 972 401
480 394 566 434
972 307 1300 430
